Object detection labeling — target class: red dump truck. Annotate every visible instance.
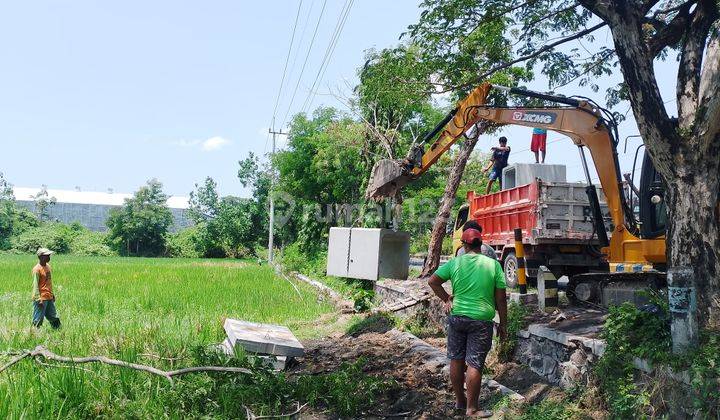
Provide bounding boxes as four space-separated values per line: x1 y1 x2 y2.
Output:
451 179 611 288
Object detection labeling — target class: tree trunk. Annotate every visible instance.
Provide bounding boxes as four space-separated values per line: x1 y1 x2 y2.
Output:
597 1 720 330
665 141 720 329
421 129 483 277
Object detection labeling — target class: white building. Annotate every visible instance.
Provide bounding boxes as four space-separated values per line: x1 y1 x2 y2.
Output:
13 187 192 232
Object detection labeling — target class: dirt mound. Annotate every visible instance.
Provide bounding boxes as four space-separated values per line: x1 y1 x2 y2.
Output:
493 362 553 404
346 314 396 337
293 328 564 418
294 331 456 418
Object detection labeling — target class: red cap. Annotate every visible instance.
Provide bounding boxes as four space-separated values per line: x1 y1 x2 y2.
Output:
461 228 483 244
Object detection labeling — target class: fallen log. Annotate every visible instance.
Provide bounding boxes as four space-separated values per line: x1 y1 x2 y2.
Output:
1 345 251 383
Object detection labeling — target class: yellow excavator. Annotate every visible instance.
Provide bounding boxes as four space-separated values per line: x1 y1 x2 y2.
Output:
366 82 667 305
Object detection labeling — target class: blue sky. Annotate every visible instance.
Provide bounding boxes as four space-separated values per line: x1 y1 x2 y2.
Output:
0 1 678 198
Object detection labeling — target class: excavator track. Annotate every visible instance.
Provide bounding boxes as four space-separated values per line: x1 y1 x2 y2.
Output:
567 271 667 307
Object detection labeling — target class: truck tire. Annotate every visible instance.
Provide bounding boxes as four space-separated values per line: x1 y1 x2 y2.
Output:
503 252 518 289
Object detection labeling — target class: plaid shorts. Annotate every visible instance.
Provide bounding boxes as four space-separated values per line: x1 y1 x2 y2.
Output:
447 315 494 370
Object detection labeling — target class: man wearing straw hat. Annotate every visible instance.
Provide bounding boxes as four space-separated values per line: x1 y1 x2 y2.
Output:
31 247 61 329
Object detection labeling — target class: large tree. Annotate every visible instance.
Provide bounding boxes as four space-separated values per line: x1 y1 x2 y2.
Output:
106 179 173 257
356 41 524 274
407 0 720 328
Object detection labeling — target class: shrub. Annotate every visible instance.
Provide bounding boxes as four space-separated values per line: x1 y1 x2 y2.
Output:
278 242 326 276
10 223 76 254
9 222 114 256
166 227 203 258
70 230 114 256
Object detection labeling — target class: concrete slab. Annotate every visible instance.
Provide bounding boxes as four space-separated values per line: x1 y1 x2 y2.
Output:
223 318 305 358
216 338 288 370
510 292 538 305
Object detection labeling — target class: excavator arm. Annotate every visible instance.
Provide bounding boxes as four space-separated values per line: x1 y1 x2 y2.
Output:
365 83 656 263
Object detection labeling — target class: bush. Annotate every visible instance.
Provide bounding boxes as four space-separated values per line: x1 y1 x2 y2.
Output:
11 223 76 254
278 242 326 276
166 227 203 258
9 222 114 256
70 230 114 256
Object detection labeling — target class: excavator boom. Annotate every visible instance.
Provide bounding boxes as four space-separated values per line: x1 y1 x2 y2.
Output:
365 83 493 200
365 83 666 268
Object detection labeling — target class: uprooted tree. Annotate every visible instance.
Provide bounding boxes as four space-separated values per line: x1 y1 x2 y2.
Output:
404 0 719 329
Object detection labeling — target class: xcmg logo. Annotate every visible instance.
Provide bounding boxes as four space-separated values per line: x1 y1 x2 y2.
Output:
511 111 557 124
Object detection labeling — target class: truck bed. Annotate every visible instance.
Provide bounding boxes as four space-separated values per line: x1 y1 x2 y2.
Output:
468 181 611 246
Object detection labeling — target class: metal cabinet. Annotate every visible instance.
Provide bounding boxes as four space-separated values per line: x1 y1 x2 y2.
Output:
326 228 410 281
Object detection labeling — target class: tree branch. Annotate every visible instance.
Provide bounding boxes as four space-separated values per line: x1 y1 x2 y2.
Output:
467 21 607 89
677 0 718 128
0 351 30 374
647 3 693 57
2 346 252 383
576 0 614 22
695 23 720 147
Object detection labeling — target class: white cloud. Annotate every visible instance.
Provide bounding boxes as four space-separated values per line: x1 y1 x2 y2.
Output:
172 136 232 151
201 136 231 151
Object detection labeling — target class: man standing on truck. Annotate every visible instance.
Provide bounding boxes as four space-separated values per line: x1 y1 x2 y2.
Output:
483 136 511 194
32 247 61 329
530 127 547 163
428 228 507 418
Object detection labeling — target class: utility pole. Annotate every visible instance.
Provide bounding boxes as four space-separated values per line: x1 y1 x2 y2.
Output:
268 127 286 263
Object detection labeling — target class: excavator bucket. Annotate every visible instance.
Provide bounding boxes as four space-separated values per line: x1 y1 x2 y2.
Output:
365 159 412 201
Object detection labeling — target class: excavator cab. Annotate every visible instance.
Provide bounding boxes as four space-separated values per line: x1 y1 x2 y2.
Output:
638 153 667 239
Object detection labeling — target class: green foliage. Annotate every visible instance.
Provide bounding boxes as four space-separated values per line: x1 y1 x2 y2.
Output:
187 177 263 258
595 296 670 418
166 226 203 258
278 242 327 277
106 179 173 256
66 228 114 257
295 357 396 417
351 287 375 312
687 333 720 413
517 398 582 420
498 301 529 361
357 44 433 131
9 222 112 256
31 185 57 221
0 173 40 250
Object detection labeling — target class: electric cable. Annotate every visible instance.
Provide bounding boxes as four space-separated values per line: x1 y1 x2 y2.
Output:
279 0 329 129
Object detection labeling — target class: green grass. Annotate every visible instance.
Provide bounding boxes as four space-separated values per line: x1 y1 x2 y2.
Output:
0 255 334 418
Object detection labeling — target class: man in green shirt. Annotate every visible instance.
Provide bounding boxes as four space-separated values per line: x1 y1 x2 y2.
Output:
428 228 507 418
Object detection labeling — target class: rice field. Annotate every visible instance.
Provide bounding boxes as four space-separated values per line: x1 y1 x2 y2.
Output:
0 255 333 418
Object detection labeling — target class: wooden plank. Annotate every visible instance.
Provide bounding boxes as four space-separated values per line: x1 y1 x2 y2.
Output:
223 319 305 357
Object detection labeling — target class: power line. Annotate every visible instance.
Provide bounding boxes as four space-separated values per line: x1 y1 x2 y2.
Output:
285 0 317 91
300 0 354 115
279 0 328 128
270 0 304 128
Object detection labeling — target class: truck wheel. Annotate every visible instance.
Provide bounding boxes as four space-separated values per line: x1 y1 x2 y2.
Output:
503 252 518 289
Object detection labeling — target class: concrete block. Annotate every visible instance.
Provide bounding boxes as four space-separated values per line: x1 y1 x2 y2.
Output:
216 338 288 370
510 292 538 305
327 227 410 281
223 318 304 357
502 163 566 189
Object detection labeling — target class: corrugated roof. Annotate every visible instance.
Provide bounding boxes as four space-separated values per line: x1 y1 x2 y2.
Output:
13 187 190 209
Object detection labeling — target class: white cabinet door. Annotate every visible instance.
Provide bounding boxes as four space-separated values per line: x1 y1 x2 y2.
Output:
326 227 351 277
347 228 381 280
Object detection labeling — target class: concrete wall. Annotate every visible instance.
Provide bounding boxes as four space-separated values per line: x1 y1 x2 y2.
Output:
16 200 192 232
